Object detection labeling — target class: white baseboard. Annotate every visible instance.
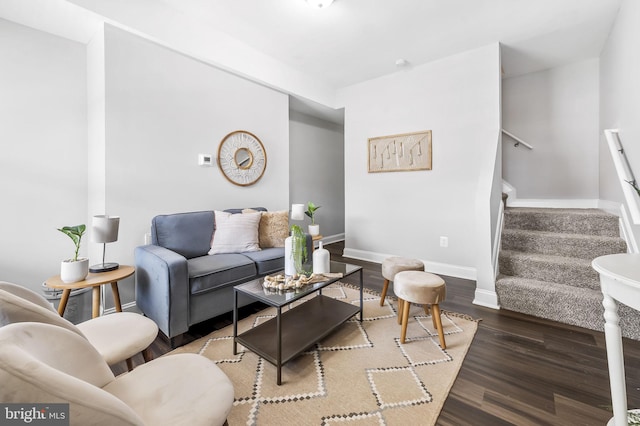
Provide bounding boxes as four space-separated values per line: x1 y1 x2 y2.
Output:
598 199 622 216
103 301 137 315
506 198 600 208
342 248 388 264
502 180 516 200
473 289 500 309
342 248 477 281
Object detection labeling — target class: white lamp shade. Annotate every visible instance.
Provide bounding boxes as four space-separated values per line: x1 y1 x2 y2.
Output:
291 204 305 221
92 215 120 243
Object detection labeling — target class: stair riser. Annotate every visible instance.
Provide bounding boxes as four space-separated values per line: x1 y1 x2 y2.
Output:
502 233 627 260
496 280 604 331
504 211 619 237
499 257 599 290
496 278 640 340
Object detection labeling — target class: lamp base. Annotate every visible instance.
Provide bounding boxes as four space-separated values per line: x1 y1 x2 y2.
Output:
89 262 119 273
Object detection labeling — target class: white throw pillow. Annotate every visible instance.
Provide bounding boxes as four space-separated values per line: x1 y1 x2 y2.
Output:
208 210 261 254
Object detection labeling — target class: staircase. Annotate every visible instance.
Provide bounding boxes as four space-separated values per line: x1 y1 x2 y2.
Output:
496 207 640 340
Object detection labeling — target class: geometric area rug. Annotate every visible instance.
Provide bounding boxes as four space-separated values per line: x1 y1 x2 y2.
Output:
170 283 478 425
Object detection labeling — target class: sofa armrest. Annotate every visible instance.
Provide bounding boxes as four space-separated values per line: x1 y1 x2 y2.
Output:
134 245 189 339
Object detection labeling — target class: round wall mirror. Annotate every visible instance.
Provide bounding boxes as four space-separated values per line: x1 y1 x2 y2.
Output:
217 130 267 186
234 148 253 170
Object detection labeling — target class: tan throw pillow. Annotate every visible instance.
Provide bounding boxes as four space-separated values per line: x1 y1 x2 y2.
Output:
257 210 289 248
209 210 261 254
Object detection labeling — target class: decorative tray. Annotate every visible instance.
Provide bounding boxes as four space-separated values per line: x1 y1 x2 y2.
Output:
262 272 343 291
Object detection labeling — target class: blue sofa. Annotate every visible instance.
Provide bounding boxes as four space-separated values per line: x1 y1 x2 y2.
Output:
134 209 312 345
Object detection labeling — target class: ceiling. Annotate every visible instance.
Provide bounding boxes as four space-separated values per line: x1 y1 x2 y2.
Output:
160 0 621 86
0 0 622 123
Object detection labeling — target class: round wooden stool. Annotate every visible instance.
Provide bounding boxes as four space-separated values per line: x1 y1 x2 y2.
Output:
394 270 447 348
380 257 424 306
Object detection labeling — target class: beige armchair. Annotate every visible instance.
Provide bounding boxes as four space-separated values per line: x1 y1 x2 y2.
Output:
0 322 234 425
0 281 158 371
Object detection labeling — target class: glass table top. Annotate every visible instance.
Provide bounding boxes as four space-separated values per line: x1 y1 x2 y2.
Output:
234 261 362 308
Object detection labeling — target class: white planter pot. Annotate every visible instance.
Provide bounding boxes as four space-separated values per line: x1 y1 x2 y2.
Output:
308 224 320 236
60 258 89 283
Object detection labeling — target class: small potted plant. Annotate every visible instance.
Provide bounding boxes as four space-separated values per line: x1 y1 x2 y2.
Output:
305 201 321 236
58 224 89 283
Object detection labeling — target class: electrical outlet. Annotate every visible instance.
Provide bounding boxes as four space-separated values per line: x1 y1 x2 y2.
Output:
440 236 448 248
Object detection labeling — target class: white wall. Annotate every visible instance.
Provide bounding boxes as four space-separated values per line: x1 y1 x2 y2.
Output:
600 0 640 246
101 25 290 304
0 19 87 292
339 44 502 279
502 59 600 200
600 0 640 204
289 110 345 241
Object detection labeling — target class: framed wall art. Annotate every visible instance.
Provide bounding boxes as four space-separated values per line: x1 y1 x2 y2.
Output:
368 130 432 173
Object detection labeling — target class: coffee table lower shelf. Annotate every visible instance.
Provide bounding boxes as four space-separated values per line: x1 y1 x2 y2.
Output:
235 294 360 385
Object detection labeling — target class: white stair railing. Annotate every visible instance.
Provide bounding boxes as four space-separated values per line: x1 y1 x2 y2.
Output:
604 129 640 224
502 129 533 150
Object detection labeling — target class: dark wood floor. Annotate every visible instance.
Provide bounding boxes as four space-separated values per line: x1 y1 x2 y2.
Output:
115 241 640 425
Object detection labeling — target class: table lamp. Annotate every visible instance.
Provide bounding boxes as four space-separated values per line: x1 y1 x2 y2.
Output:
291 204 305 221
89 215 120 273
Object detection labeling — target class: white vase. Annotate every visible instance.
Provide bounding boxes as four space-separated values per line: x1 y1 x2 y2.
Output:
313 242 330 274
60 258 89 283
308 224 320 236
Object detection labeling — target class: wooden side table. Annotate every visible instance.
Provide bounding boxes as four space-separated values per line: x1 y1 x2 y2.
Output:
312 234 323 251
45 265 135 319
592 253 640 426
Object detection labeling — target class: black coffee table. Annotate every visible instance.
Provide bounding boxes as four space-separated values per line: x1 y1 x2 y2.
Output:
233 261 363 385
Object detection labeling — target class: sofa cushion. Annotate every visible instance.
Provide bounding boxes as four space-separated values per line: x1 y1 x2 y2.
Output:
152 211 214 259
241 248 286 275
208 211 261 255
188 254 256 295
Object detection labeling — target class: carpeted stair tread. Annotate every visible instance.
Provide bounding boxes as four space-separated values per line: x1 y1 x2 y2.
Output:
504 207 620 236
501 228 627 260
496 206 634 339
499 250 599 290
496 275 640 340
